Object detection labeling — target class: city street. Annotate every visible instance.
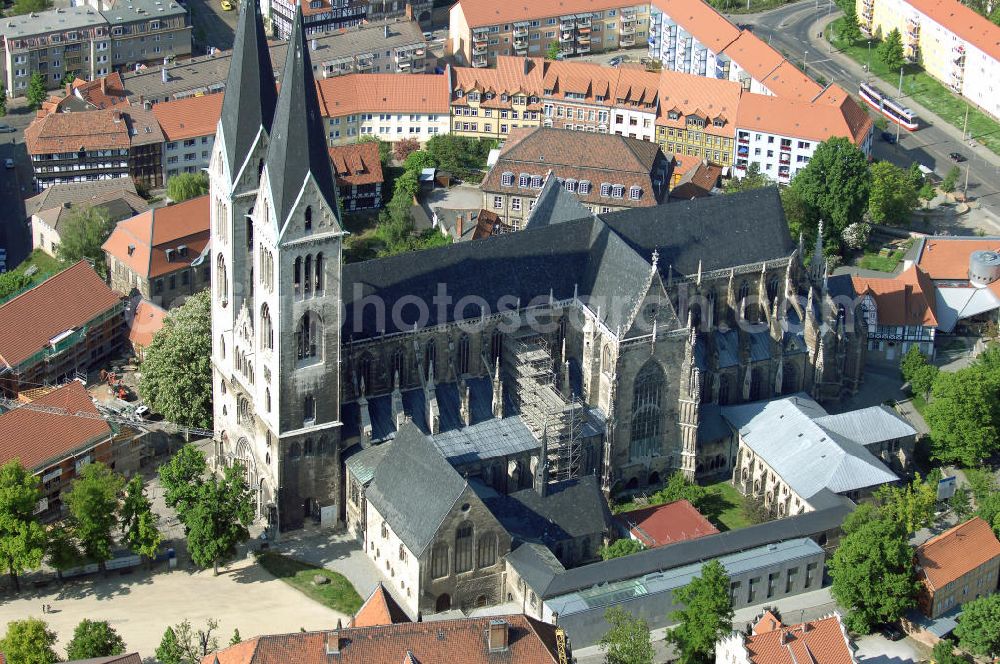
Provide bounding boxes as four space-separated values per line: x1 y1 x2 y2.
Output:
186 0 237 53
0 101 34 269
733 3 1000 224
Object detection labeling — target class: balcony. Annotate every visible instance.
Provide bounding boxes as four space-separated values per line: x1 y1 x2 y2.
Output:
560 19 575 30
779 154 791 165
356 56 373 70
576 15 591 27
737 145 749 157
577 34 591 44
472 55 488 68
620 23 636 35
620 35 635 46
514 35 528 47
397 60 411 70
395 50 412 62
472 30 488 43
560 31 574 42
577 44 591 54
513 23 529 36
473 43 488 54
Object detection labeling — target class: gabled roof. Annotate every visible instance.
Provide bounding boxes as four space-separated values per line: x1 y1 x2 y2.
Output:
153 94 224 141
328 142 384 188
916 517 1000 591
722 31 785 83
66 654 143 664
524 171 594 229
128 299 168 349
0 381 111 471
615 499 719 548
219 0 277 177
0 262 122 369
365 423 468 556
353 583 411 627
759 61 824 101
743 613 856 664
907 0 1000 61
851 265 938 327
316 73 451 117
265 4 340 230
201 615 562 664
736 85 872 146
27 178 148 232
670 161 722 200
721 395 899 500
653 0 741 52
452 56 545 102
915 236 1000 280
102 195 210 279
813 405 917 446
25 108 131 154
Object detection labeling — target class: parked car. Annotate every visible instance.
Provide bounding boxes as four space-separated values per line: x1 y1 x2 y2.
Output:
423 31 434 40
881 131 897 144
949 152 967 162
0 124 14 133
609 56 623 67
881 623 904 641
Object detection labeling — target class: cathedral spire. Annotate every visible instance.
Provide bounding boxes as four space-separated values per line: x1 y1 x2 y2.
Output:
219 0 277 179
265 2 340 230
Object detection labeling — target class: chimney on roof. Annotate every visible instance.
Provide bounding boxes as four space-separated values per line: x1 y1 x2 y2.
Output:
523 57 531 75
384 24 389 38
162 67 169 84
456 212 463 238
487 620 509 652
127 244 135 256
65 82 72 97
101 76 107 95
311 38 317 51
404 1 413 20
325 627 343 655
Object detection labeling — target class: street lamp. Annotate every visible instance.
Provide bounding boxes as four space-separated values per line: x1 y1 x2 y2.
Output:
804 49 808 70
867 39 871 72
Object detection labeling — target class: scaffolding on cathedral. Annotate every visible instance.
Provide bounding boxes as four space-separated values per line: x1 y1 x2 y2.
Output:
503 327 585 484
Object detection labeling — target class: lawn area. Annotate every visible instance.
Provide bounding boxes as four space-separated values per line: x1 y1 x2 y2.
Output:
701 480 751 532
12 248 64 281
857 246 906 272
257 552 363 615
826 18 1000 157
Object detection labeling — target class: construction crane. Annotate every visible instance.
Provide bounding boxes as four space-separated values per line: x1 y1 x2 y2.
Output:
555 627 569 664
0 397 216 440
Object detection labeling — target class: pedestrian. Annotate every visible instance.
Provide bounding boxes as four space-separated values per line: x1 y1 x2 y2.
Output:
41 603 46 614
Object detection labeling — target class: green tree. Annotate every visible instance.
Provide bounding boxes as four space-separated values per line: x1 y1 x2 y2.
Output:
66 619 127 660
46 526 82 579
840 3 864 44
869 161 919 225
942 166 960 193
841 501 882 535
0 84 7 117
600 538 645 560
954 593 1000 657
425 134 494 181
918 180 936 205
8 0 51 15
877 28 905 71
56 205 115 278
229 628 242 646
358 135 391 166
166 172 210 202
740 494 772 525
155 626 187 664
139 290 213 428
724 163 770 194
925 365 1000 466
0 271 31 301
788 137 872 243
667 560 733 664
158 444 207 524
900 345 928 383
186 464 254 574
599 606 654 664
0 618 58 664
873 474 938 535
949 485 974 521
652 471 708 510
0 460 47 592
120 474 161 562
545 41 561 60
910 363 938 398
157 619 219 663
392 137 421 163
402 150 437 175
829 518 919 634
26 72 48 111
931 640 965 664
64 462 124 570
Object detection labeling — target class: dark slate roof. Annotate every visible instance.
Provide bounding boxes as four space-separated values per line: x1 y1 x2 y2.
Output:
506 542 567 594
265 4 340 229
341 187 793 340
479 475 612 546
366 423 468 556
525 174 594 229
698 403 731 443
344 441 392 486
513 501 853 599
218 0 276 178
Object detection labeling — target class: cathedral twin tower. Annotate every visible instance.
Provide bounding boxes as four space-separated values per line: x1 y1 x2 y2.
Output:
211 0 345 530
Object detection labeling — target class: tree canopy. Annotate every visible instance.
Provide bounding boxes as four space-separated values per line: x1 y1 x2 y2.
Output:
56 205 116 278
667 559 733 664
8 0 51 16
0 271 31 302
358 135 391 165
186 464 254 574
954 593 1000 657
0 460 46 592
158 444 207 524
167 172 210 202
26 73 48 110
600 606 654 664
0 618 59 664
120 474 162 560
64 462 125 569
139 290 213 428
868 161 919 226
840 4 864 44
66 619 127 660
877 28 905 72
651 471 708 511
724 163 770 194
600 538 645 560
871 474 937 535
828 518 919 633
925 360 1000 467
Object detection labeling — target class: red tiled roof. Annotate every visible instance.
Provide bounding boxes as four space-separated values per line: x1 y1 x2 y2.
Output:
316 74 450 117
72 72 131 110
656 69 743 137
25 108 131 154
916 237 1000 280
759 60 824 101
102 195 210 279
0 381 111 471
653 0 741 53
745 614 856 664
722 31 785 83
736 85 872 146
202 615 561 664
0 262 122 369
851 265 938 327
455 0 639 28
351 583 411 628
128 299 168 349
328 142 384 188
152 94 224 141
614 499 719 548
453 56 546 106
916 517 1000 591
908 0 1000 62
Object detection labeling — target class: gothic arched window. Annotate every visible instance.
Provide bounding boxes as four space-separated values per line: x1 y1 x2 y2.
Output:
431 542 449 579
601 344 613 375
630 361 665 460
260 303 273 351
457 334 470 375
293 257 302 296
304 205 313 231
738 280 751 303
455 524 474 573
392 347 406 386
358 353 373 393
424 340 437 379
216 253 228 303
767 275 781 302
782 363 798 395
304 395 316 423
296 311 321 361
314 252 324 294
304 255 313 297
477 533 497 568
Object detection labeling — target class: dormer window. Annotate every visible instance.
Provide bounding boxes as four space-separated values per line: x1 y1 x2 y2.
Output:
713 117 726 128
564 178 576 193
667 110 680 120
578 180 591 194
456 89 465 98
611 185 624 199
629 186 641 200
518 173 529 187
530 175 542 188
600 182 611 197
501 172 514 186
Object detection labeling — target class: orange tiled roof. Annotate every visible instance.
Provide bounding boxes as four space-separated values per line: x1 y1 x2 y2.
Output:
0 380 111 471
722 30 785 83
908 0 1000 61
744 614 855 664
202 615 561 664
0 262 122 369
615 499 719 548
316 73 450 117
152 94 224 141
653 0 741 53
656 69 743 137
102 195 210 280
760 61 824 101
455 0 639 28
128 299 168 349
328 142 384 188
916 237 1000 280
351 583 411 628
916 517 1000 591
670 161 723 199
72 72 131 110
736 85 872 146
25 108 131 154
453 56 546 107
851 264 938 327
542 59 619 106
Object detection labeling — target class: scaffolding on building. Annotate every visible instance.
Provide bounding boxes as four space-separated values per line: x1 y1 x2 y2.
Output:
503 327 585 484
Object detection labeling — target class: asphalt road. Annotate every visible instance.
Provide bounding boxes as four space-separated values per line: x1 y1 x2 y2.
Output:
186 0 238 53
0 102 35 269
734 2 1000 222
